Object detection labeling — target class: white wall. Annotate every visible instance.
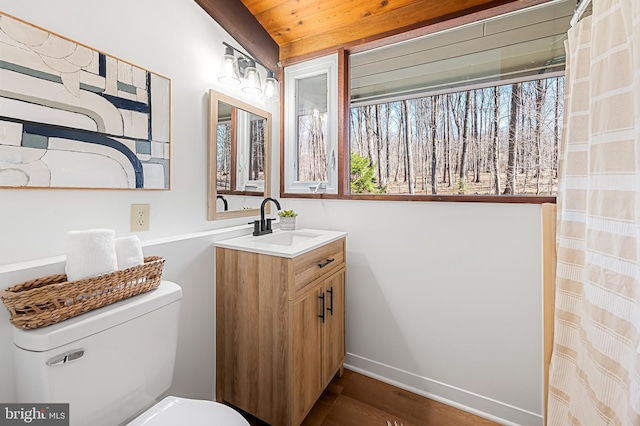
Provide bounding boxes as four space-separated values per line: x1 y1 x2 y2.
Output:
0 0 279 266
0 0 279 405
0 2 546 426
284 199 544 426
0 203 544 426
0 226 253 404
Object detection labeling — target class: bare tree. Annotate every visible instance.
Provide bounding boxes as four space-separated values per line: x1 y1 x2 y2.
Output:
351 108 363 156
491 87 501 195
364 105 375 166
473 89 481 183
385 103 391 187
554 77 561 180
395 102 403 183
250 119 265 180
374 104 383 187
401 100 415 194
442 95 452 186
503 83 521 195
534 79 547 194
458 91 471 192
430 95 439 194
348 76 562 196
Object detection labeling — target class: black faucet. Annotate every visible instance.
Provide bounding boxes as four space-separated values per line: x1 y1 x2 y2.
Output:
216 195 228 211
251 197 281 236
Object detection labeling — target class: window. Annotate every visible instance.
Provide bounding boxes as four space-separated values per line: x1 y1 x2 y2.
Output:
216 105 266 194
236 111 266 192
280 0 572 201
248 116 266 182
347 0 572 198
350 78 564 196
216 120 232 192
284 54 338 194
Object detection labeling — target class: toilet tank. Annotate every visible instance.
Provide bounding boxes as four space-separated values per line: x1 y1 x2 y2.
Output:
12 281 182 426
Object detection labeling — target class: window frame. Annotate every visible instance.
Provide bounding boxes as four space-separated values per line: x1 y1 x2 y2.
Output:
279 1 560 204
216 110 265 196
283 54 339 195
234 110 265 193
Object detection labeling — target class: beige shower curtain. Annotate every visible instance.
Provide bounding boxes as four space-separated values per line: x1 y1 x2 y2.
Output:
548 0 640 424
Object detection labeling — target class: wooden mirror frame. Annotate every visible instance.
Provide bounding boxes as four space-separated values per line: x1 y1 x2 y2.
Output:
208 90 272 220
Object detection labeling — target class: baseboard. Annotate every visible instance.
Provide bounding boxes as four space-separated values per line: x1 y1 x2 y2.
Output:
345 353 543 426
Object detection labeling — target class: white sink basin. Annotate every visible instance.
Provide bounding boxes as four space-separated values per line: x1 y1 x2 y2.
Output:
215 228 347 258
256 231 321 247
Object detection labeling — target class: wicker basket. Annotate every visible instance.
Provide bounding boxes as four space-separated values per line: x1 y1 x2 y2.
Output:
0 256 165 329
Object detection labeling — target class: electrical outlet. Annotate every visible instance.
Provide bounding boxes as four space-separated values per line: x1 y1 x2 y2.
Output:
130 204 150 232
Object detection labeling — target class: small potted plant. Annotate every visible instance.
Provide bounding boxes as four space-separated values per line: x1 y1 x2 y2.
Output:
278 210 298 231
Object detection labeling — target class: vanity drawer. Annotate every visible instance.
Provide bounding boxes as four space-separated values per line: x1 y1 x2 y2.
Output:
291 238 345 298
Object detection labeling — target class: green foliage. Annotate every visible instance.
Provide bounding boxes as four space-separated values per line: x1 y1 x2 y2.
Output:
454 178 468 194
350 153 386 194
278 209 298 217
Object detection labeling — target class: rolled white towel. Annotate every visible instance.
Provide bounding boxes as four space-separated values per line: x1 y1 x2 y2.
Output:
116 235 144 270
65 229 118 282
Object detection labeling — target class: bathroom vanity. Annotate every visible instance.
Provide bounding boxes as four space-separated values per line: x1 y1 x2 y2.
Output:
215 229 347 426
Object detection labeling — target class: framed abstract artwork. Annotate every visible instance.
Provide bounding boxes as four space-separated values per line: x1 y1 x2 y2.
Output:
0 12 171 189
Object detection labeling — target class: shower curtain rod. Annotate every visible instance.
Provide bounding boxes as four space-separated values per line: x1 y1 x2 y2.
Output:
570 0 592 27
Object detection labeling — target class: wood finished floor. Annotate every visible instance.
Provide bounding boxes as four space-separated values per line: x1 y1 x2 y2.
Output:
243 369 499 426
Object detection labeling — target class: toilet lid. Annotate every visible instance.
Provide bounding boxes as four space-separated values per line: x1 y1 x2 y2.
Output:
127 396 250 426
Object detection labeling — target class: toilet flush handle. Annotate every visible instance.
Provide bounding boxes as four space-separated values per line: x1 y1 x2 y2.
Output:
46 349 85 366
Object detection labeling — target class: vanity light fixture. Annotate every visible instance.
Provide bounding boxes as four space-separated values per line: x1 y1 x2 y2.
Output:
218 42 279 102
263 70 279 103
242 59 262 94
218 46 241 86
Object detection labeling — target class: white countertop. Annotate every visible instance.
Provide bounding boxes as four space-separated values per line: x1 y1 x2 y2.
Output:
214 228 347 258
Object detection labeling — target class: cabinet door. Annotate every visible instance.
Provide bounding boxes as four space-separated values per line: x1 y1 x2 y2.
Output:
290 285 324 425
323 268 345 386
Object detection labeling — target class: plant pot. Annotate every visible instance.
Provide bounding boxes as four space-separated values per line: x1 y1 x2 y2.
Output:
279 217 296 231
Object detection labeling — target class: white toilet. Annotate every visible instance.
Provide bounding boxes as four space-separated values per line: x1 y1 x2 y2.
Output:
11 280 249 426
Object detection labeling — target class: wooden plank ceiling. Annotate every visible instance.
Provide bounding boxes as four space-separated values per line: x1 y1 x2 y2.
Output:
239 0 522 62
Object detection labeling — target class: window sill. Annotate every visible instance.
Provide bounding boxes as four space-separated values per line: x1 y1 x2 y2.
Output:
281 192 556 204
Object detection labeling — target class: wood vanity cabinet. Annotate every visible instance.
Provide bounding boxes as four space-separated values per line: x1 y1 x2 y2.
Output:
215 237 346 426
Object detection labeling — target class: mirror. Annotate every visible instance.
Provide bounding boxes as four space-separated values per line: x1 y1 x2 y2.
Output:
208 90 272 220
